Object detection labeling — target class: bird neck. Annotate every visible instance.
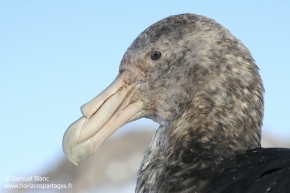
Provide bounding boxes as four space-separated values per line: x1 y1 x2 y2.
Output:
137 96 262 192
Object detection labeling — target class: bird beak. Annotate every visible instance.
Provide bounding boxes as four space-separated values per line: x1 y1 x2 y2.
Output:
62 71 145 165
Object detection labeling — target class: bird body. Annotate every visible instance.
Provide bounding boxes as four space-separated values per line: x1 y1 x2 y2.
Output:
206 148 290 193
63 14 290 192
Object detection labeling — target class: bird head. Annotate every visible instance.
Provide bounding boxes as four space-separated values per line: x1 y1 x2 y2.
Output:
63 14 264 165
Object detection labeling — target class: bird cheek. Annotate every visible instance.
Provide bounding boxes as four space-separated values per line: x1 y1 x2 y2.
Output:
124 67 147 85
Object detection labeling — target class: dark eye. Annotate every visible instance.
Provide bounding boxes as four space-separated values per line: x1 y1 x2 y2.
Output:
151 51 162 60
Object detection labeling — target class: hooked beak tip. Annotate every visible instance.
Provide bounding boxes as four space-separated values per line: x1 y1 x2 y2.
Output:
62 117 86 165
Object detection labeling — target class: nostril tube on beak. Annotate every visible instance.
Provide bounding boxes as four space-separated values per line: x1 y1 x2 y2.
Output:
81 71 129 119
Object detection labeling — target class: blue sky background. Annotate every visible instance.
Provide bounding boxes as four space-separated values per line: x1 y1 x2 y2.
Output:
1 1 289 189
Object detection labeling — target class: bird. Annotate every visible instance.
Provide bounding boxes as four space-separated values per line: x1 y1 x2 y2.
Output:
62 13 290 192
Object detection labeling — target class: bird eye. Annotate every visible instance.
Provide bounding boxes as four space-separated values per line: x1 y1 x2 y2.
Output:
151 51 162 60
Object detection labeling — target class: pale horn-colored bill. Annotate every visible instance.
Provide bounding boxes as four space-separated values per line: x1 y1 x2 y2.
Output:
62 71 145 165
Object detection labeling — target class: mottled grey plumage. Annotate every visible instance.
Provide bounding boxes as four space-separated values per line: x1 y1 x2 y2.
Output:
118 14 290 192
